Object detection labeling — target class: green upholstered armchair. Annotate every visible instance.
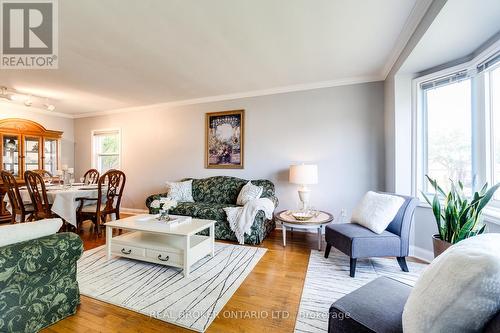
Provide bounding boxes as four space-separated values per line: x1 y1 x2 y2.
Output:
0 232 83 333
146 176 278 245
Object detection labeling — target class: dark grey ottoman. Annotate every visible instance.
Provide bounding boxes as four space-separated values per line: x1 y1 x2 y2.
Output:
329 276 500 333
329 276 411 333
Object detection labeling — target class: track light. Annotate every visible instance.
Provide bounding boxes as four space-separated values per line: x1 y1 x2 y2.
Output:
0 87 12 100
24 95 33 106
0 86 56 110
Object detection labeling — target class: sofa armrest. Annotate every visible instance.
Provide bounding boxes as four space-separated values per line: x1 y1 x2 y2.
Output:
145 192 170 213
0 232 83 289
269 195 279 208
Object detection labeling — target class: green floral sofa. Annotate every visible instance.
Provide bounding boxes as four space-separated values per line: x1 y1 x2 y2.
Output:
0 232 83 333
146 176 278 245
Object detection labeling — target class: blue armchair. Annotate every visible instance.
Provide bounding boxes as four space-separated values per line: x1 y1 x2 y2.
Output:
324 193 418 277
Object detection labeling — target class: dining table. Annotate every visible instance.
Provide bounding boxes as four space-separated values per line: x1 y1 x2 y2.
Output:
4 183 106 227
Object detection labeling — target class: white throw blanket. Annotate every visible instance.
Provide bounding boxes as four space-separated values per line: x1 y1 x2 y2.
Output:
224 198 275 244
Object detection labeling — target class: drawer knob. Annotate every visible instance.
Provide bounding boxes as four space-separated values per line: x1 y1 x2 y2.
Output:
121 248 132 255
157 254 169 262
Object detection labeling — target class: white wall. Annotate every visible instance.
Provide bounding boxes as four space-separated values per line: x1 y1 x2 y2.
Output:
74 82 385 216
0 103 75 167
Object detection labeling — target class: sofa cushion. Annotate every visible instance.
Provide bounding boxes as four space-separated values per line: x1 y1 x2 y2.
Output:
165 180 194 202
0 218 63 247
185 176 275 204
171 202 238 221
237 181 263 205
403 233 500 332
325 223 401 258
329 276 411 333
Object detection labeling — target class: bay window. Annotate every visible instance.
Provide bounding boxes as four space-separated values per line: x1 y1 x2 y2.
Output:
417 50 499 202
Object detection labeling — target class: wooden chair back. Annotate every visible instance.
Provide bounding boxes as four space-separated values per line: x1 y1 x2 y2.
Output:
83 169 99 184
97 169 126 218
1 171 26 222
33 169 53 178
24 171 52 219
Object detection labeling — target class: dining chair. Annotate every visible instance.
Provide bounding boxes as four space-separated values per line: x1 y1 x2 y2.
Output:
83 168 99 184
24 171 57 220
77 169 126 234
33 169 53 178
1 171 34 223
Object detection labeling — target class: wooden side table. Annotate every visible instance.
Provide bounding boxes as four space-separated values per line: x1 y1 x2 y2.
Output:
274 210 334 251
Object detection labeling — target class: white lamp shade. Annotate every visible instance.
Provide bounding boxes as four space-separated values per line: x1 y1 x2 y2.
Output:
289 164 318 185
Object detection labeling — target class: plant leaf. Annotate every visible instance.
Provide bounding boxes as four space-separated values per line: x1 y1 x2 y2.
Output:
477 183 500 213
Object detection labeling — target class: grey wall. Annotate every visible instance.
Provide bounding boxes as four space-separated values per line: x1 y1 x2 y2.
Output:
74 82 385 216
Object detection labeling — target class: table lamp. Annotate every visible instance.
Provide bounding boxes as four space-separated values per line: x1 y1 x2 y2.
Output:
289 163 318 211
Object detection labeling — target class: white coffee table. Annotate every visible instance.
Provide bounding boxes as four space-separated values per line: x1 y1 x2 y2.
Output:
105 214 215 278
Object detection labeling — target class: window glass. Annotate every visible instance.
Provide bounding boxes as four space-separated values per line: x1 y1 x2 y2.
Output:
93 131 120 173
424 79 472 194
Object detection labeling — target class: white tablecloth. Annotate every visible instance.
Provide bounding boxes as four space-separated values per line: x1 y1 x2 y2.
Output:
4 185 101 227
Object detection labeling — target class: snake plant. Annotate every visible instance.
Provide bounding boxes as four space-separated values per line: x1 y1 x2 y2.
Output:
422 175 500 244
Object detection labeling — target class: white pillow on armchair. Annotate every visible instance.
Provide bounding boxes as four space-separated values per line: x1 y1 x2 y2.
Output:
0 218 63 247
351 191 404 234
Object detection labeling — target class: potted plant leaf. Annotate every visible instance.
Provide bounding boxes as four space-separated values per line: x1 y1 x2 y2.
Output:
422 175 500 257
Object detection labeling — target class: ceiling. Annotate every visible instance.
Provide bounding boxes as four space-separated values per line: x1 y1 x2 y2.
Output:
400 0 500 74
1 0 426 116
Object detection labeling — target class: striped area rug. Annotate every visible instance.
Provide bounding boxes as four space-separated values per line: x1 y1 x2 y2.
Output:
77 243 266 332
295 248 427 333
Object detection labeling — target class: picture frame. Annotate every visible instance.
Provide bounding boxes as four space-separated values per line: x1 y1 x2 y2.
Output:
205 110 244 169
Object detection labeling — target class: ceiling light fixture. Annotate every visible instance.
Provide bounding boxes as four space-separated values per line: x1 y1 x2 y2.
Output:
0 86 57 111
0 87 12 100
44 98 56 111
24 95 33 106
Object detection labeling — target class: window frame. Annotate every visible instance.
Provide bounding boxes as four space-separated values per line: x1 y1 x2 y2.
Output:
486 63 500 204
91 128 121 174
413 41 500 204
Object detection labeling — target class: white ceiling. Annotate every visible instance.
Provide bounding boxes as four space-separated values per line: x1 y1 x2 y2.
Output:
400 0 500 74
1 0 425 116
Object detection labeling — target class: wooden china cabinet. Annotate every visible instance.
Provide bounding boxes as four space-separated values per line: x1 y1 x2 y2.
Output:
0 118 63 222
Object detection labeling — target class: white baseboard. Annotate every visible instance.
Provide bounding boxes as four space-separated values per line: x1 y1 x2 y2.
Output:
121 207 148 214
410 245 433 263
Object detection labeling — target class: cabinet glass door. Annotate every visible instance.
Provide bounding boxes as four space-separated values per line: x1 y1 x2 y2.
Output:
2 135 20 177
24 137 41 171
43 138 58 175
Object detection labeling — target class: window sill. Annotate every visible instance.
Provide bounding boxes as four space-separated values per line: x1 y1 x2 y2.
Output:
417 202 500 226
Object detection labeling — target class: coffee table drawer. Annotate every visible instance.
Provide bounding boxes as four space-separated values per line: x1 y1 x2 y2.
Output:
111 243 146 258
146 249 182 266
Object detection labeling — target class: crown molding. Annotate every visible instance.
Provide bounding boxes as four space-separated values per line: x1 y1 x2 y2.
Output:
72 75 382 118
380 0 434 79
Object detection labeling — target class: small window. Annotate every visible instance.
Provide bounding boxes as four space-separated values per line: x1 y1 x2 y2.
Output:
92 129 120 173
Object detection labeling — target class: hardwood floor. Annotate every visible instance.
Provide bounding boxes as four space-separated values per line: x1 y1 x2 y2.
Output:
43 219 426 333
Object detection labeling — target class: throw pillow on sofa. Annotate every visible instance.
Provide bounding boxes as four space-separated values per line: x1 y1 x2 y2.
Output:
0 218 63 247
351 191 404 234
403 233 500 332
237 181 263 206
166 180 194 202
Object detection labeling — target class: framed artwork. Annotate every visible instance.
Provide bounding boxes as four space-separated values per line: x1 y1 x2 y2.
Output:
205 110 244 169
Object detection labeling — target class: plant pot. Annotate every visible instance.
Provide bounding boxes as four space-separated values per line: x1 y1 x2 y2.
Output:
432 234 452 258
